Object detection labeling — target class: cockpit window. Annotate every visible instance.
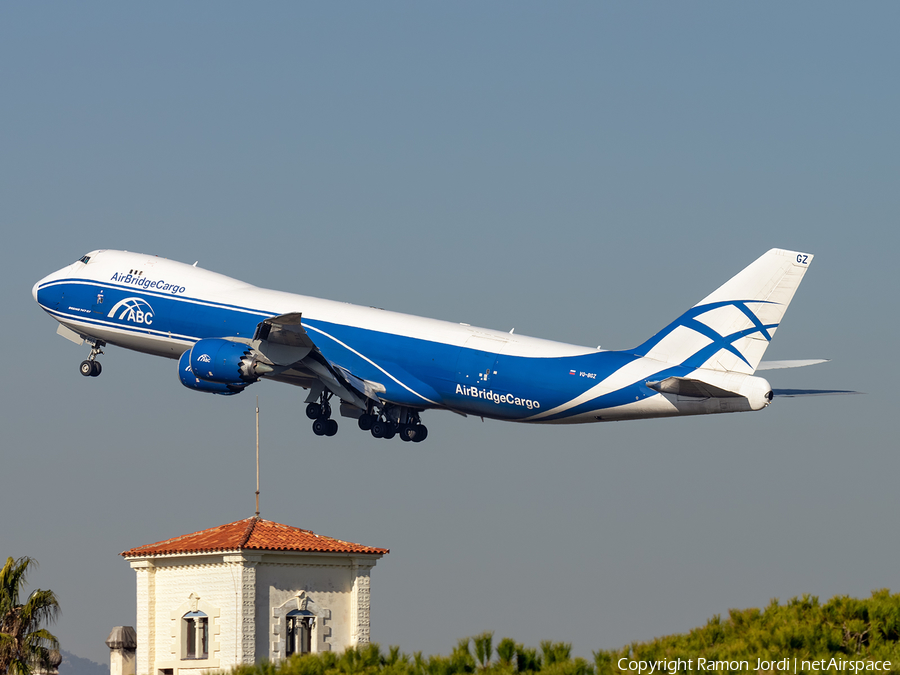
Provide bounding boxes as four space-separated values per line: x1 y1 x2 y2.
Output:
79 255 91 264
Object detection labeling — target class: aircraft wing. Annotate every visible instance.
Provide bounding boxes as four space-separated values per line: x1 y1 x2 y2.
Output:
250 313 437 411
253 312 315 353
250 313 373 409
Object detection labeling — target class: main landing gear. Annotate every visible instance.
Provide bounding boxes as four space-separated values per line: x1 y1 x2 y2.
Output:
358 405 428 443
306 392 338 437
303 395 428 443
79 341 105 378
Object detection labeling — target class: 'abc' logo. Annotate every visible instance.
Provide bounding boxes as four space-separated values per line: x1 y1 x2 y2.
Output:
107 297 154 325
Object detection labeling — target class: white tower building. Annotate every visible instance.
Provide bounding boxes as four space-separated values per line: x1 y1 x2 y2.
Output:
121 517 388 675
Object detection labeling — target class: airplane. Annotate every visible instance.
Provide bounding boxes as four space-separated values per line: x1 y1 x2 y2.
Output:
32 248 850 442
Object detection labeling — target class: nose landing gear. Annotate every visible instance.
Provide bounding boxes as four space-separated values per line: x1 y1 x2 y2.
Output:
79 341 105 377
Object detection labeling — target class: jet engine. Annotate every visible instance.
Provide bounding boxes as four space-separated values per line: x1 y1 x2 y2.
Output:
187 338 272 384
178 350 247 395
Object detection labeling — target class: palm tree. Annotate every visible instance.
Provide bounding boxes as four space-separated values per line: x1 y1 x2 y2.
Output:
0 557 60 675
473 632 493 670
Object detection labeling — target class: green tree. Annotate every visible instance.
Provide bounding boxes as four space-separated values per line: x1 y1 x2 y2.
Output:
496 638 517 668
0 557 60 675
474 633 493 669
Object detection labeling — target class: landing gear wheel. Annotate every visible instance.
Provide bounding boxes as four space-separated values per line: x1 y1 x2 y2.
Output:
412 424 428 443
325 419 338 436
371 421 386 438
312 418 328 436
399 425 413 442
81 341 106 377
358 414 374 431
382 423 397 440
306 403 321 420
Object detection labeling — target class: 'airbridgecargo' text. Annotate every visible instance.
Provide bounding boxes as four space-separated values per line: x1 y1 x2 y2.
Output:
110 273 185 295
456 384 540 410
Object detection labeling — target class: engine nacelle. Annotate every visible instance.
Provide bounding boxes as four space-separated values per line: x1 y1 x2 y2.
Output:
178 350 246 395
188 338 270 384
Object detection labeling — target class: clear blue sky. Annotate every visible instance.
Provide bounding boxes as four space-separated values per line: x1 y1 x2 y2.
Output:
2 1 898 665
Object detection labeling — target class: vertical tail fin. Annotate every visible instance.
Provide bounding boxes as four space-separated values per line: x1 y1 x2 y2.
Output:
633 248 813 374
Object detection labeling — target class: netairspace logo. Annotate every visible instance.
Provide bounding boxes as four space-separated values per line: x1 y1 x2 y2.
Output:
107 298 155 325
110 273 185 295
455 384 540 410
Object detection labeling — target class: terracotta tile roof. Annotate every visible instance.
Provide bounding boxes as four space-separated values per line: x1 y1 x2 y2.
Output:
121 517 389 557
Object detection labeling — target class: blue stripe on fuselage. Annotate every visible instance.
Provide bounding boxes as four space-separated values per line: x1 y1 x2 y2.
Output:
36 279 270 342
302 318 643 420
532 363 693 422
38 278 654 421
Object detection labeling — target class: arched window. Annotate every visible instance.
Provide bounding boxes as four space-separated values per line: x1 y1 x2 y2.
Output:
285 609 315 656
182 610 209 660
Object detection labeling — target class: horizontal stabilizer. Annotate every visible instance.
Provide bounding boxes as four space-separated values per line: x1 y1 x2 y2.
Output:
772 388 861 397
757 359 829 371
646 377 743 399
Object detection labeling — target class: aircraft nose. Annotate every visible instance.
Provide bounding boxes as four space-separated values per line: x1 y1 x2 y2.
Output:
33 272 56 304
